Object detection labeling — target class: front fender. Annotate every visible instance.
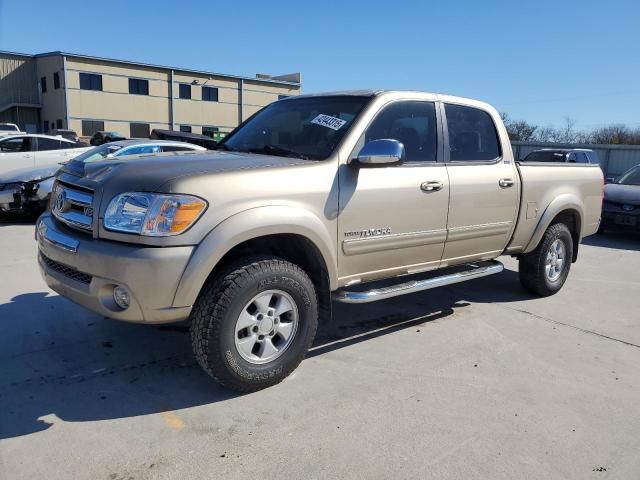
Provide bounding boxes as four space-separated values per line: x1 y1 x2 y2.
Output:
523 193 584 253
172 206 337 307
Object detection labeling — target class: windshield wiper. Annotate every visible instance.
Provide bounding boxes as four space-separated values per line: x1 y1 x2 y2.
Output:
248 144 309 160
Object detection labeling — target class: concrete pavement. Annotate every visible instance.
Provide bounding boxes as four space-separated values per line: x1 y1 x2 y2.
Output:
1 222 639 479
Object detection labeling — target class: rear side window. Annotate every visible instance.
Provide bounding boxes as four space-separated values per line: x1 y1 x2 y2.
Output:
36 137 62 151
445 104 500 162
121 145 161 156
162 145 194 152
575 152 589 163
364 101 438 162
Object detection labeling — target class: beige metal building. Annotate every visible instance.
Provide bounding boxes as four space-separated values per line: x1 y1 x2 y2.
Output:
0 51 301 139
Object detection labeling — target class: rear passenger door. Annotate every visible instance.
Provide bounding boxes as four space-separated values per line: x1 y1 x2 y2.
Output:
34 137 65 166
440 102 519 266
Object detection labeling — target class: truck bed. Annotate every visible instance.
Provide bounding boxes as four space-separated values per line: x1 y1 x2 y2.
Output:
507 162 603 254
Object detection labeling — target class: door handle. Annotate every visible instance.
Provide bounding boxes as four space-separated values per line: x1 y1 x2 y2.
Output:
420 181 444 192
499 178 514 188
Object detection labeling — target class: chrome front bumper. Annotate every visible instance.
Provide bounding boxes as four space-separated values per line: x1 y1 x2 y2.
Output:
36 213 195 323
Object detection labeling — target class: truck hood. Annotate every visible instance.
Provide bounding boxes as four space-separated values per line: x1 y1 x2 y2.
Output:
59 150 309 192
604 183 640 205
0 164 61 183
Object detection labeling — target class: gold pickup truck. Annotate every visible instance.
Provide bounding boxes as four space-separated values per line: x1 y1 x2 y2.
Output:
36 91 603 391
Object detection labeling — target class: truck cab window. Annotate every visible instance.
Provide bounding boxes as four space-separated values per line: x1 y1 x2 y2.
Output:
364 101 437 162
445 104 500 162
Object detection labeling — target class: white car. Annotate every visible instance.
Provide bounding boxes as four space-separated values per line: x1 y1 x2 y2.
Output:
0 123 25 136
0 139 205 216
0 134 91 175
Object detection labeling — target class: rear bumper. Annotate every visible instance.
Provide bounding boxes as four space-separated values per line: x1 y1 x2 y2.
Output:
36 213 194 323
601 211 640 232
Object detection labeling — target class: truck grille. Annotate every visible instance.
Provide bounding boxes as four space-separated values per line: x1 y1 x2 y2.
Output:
40 253 93 284
50 181 94 233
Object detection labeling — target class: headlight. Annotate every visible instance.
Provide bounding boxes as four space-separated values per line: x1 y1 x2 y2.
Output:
104 192 207 236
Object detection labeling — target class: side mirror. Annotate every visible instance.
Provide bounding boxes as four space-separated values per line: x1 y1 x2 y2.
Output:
351 139 404 168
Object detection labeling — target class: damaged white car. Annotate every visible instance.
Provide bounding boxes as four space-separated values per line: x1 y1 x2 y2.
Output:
0 164 60 216
0 139 205 216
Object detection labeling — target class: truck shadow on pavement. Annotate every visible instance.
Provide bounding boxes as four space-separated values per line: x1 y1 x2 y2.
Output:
0 269 530 439
581 232 640 252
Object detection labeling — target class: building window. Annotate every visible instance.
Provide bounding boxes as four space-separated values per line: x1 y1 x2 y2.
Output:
130 122 150 138
128 78 149 95
79 73 103 91
278 95 290 100
82 120 105 137
179 125 192 133
202 86 219 102
41 77 47 93
202 126 219 138
54 72 60 89
56 119 63 129
51 122 55 131
43 121 49 133
179 84 191 99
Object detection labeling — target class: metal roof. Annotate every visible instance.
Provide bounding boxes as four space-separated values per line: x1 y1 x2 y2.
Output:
0 50 301 87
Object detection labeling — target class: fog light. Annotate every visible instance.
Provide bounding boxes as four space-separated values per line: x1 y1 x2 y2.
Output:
113 286 130 310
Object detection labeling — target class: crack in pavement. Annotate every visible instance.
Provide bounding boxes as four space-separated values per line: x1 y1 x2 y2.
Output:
502 305 640 350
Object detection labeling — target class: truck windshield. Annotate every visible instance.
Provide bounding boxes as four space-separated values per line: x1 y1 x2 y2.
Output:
220 95 371 160
617 166 640 185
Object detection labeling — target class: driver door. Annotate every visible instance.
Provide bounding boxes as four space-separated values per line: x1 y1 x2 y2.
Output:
337 100 450 284
0 136 35 173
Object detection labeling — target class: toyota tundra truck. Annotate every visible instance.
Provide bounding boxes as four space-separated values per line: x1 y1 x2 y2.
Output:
36 91 603 392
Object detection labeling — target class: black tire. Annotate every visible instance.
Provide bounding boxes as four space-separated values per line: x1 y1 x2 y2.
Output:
519 222 573 297
190 257 318 392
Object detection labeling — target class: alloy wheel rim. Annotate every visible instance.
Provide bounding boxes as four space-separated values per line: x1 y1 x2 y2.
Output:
545 239 566 282
234 289 299 364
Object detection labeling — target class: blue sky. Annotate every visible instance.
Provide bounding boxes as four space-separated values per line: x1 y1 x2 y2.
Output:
1 0 638 129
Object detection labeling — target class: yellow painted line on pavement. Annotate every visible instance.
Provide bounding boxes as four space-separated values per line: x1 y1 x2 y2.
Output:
160 411 185 429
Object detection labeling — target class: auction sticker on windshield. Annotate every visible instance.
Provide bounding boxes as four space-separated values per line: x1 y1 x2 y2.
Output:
311 114 347 131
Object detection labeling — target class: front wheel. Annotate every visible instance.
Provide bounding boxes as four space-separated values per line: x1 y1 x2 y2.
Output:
519 223 573 297
190 257 318 392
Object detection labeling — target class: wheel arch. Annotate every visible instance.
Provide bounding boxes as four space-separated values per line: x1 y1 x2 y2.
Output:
524 195 583 262
173 206 337 311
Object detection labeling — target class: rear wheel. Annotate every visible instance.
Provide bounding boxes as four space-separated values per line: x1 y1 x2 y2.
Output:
519 223 573 297
190 257 318 392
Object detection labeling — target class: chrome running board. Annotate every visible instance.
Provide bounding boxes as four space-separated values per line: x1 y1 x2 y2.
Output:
332 260 504 304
